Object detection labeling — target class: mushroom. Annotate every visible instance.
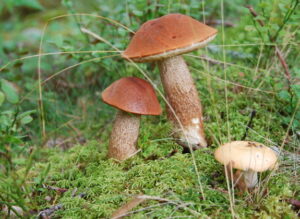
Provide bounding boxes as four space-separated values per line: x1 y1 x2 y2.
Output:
122 13 217 150
102 77 162 161
214 141 278 189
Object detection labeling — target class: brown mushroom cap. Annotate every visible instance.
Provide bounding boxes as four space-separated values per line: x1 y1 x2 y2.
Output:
122 13 217 62
102 77 162 115
214 141 278 172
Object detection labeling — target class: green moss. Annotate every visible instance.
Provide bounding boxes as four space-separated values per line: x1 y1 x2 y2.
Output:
1 1 299 218
31 119 297 218
28 64 298 217
26 21 298 217
23 62 297 218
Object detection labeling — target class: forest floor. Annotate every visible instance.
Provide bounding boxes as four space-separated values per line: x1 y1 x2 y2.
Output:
0 0 299 218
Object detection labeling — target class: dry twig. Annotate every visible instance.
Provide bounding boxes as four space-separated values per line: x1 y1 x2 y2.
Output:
36 191 86 218
37 204 63 219
135 195 201 217
111 195 146 219
43 184 68 193
245 5 265 26
206 20 235 27
275 46 292 87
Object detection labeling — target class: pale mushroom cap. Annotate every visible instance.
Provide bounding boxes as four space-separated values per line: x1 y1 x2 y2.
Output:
214 141 278 172
122 13 217 62
102 77 162 115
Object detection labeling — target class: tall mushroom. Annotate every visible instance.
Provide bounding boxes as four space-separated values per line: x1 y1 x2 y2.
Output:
102 77 162 161
214 141 278 189
122 13 217 149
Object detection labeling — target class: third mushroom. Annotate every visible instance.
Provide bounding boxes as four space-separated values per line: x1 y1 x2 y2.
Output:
214 141 278 190
122 13 217 150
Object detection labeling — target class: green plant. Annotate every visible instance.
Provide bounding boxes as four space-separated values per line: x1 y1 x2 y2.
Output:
0 0 43 13
244 0 300 131
0 79 36 172
0 78 53 217
277 83 300 129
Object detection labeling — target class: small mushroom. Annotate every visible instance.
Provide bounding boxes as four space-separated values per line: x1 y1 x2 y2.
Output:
102 77 162 161
214 141 278 189
122 13 217 150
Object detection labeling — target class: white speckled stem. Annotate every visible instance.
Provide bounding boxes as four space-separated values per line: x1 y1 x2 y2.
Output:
108 110 140 161
158 55 207 149
243 170 258 188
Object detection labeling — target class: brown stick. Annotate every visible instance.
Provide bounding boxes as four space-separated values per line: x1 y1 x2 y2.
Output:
205 20 235 27
37 204 63 218
245 5 265 26
136 195 201 216
111 195 145 219
43 184 68 193
275 46 292 86
36 191 86 218
199 55 228 66
288 199 300 210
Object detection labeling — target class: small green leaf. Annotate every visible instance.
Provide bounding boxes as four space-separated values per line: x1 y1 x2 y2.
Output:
132 10 143 16
291 84 300 98
1 79 19 104
278 90 291 101
20 115 33 125
16 0 44 10
0 91 5 106
17 110 36 120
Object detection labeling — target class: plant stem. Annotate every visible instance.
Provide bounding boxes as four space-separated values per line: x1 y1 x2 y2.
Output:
242 110 256 140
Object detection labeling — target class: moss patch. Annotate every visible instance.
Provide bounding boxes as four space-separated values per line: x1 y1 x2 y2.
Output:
28 65 299 218
32 125 296 218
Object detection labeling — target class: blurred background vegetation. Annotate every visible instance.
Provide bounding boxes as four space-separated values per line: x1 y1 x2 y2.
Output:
0 0 299 217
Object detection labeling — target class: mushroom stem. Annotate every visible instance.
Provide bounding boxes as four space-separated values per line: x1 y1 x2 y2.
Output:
243 169 258 188
108 110 140 161
158 55 207 149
